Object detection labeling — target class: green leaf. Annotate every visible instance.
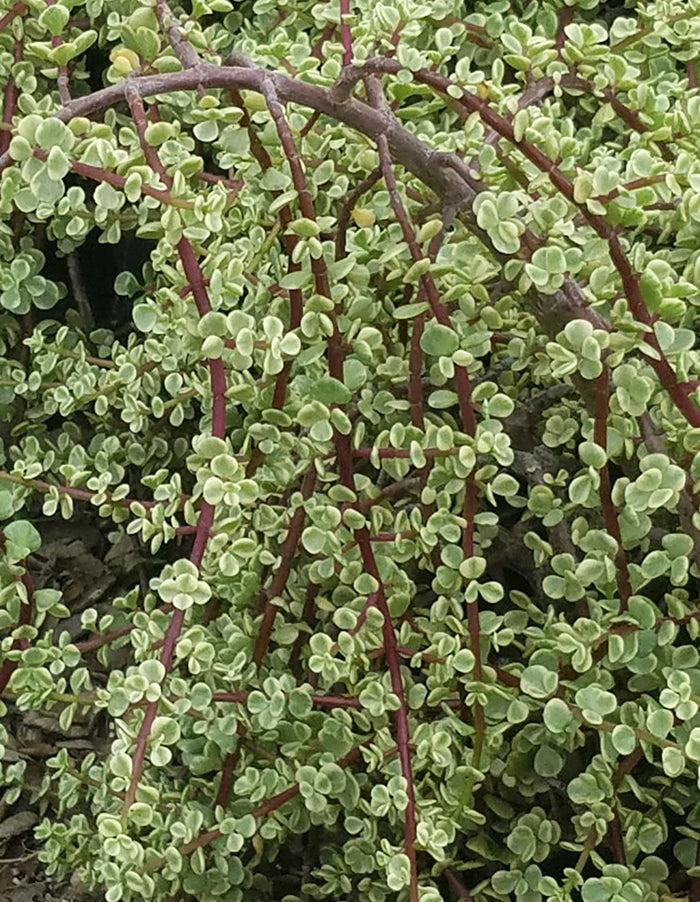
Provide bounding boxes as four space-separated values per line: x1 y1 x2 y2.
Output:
4 520 42 556
534 745 564 777
193 120 219 142
8 135 33 162
39 4 70 35
403 257 431 283
420 322 459 356
312 376 352 405
72 29 98 55
52 30 97 65
131 26 160 60
685 727 700 762
428 390 458 409
506 699 529 723
488 393 514 418
261 168 292 191
661 746 685 778
568 772 606 805
453 649 475 673
490 473 520 496
475 196 498 230
144 121 175 146
578 441 606 468
302 527 326 554
646 708 673 739
278 270 309 291
0 486 26 520
575 685 617 723
611 724 636 755
393 301 430 319
94 182 122 211
132 303 157 332
507 823 536 860
520 665 558 699
492 220 521 254
459 556 486 579
35 118 75 153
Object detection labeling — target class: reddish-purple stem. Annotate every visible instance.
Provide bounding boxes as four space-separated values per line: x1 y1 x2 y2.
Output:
594 372 631 610
288 583 320 675
555 6 574 53
362 57 700 429
144 746 367 872
122 94 224 816
0 469 174 510
32 147 190 208
76 621 143 653
607 806 626 864
339 0 352 65
0 44 19 155
335 167 382 260
368 78 482 768
408 307 425 429
44 0 71 105
445 870 476 902
357 546 418 902
264 71 418 899
226 88 302 473
0 1 26 31
253 469 316 666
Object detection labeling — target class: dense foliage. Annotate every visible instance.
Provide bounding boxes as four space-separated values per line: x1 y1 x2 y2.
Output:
1 0 700 900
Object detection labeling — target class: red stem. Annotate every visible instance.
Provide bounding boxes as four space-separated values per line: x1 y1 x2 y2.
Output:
368 76 482 773
252 468 316 666
0 44 19 156
0 469 172 510
75 620 141 653
594 372 631 610
213 744 240 809
32 148 190 208
445 870 476 902
227 89 302 474
122 94 224 816
146 746 368 872
339 0 352 65
335 167 382 260
357 539 419 902
310 23 335 60
363 57 700 429
45 0 71 106
0 1 26 31
263 70 419 899
555 6 574 53
288 583 320 675
353 447 452 459
596 173 667 205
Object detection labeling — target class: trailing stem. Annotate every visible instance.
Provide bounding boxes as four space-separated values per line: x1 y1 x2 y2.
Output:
121 92 225 816
263 70 419 898
368 76 483 767
594 371 631 610
360 57 700 428
252 468 316 666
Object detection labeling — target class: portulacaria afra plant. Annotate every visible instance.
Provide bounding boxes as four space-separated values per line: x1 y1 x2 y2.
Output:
1 0 700 900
